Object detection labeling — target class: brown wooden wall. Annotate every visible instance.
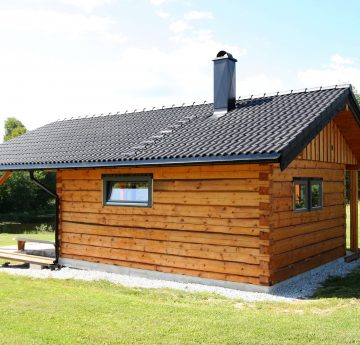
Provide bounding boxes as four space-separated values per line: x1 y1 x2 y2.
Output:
265 115 358 284
56 112 358 286
57 164 272 286
267 160 346 284
297 119 357 165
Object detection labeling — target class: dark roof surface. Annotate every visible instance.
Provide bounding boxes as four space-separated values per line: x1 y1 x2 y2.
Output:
0 85 357 170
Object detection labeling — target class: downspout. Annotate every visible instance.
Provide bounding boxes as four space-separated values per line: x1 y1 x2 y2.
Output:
0 171 12 186
29 171 59 265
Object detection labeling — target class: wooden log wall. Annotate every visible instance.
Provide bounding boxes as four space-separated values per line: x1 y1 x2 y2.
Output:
268 115 358 284
268 160 346 284
56 112 358 286
271 111 357 283
57 164 272 285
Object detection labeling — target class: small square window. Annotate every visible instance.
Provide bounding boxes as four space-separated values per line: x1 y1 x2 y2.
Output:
294 180 308 211
293 178 323 211
103 175 152 207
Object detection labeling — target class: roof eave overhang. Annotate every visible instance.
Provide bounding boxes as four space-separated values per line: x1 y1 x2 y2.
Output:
347 87 360 126
279 87 358 171
0 152 281 171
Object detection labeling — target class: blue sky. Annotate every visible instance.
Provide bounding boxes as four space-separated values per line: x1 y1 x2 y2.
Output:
0 0 359 139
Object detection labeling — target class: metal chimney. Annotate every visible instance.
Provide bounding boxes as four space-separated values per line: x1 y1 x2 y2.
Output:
213 50 237 117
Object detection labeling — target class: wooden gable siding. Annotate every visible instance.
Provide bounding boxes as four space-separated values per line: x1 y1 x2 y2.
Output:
268 160 346 284
267 111 359 283
57 164 272 286
297 119 357 165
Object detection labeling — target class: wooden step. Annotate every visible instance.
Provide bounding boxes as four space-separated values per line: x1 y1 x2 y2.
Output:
0 250 54 266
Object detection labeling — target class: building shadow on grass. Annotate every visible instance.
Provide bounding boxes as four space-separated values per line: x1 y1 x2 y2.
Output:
311 267 360 299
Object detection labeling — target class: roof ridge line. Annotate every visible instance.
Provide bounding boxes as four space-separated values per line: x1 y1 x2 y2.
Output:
55 100 210 123
237 83 351 101
53 84 351 123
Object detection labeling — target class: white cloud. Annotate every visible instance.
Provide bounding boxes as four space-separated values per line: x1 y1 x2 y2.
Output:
331 54 354 66
184 10 213 20
298 54 360 89
0 28 248 140
149 0 167 6
58 0 112 13
0 8 126 43
0 4 250 141
169 20 190 33
155 10 170 19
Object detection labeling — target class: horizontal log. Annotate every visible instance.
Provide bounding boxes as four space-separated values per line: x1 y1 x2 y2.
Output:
61 201 260 220
272 168 344 182
61 190 266 207
271 217 345 240
271 246 344 284
61 253 260 285
271 226 344 255
61 164 271 181
270 205 345 228
61 232 260 264
61 221 261 248
61 178 268 193
61 242 264 277
61 212 260 235
270 237 344 269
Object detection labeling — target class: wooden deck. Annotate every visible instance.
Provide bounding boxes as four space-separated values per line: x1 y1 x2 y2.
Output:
0 250 54 266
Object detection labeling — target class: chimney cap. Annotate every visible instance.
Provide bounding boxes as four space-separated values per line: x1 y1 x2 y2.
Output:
213 50 237 62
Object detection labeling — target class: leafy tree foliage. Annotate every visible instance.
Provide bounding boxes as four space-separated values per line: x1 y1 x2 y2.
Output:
0 171 55 221
0 119 55 221
356 92 360 104
3 117 27 142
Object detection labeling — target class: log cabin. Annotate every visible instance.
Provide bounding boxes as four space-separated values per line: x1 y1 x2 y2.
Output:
0 51 359 290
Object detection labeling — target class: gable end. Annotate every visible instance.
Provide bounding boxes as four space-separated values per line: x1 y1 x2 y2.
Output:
279 88 359 170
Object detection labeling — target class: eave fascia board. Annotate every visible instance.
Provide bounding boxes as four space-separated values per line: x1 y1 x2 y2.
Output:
0 153 280 171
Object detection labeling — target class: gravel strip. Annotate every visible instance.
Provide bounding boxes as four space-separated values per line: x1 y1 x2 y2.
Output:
1 257 360 302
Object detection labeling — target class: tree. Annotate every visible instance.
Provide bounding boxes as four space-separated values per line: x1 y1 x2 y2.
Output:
355 91 360 104
3 117 27 142
0 118 55 223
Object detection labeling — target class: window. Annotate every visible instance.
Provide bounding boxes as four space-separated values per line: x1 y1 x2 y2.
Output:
293 178 323 211
310 180 323 209
103 175 152 207
294 180 308 210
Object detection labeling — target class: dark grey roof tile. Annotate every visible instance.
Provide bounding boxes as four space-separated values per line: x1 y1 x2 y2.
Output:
0 86 355 169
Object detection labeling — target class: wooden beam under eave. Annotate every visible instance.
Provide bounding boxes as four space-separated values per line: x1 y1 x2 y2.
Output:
350 170 359 253
0 171 12 186
346 164 360 170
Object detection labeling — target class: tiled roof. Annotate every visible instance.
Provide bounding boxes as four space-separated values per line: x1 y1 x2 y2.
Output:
0 85 357 170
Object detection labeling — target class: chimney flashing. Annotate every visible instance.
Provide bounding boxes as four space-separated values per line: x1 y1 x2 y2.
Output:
213 109 228 118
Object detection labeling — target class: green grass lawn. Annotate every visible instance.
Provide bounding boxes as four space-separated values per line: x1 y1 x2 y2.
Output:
0 232 54 247
0 272 359 345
